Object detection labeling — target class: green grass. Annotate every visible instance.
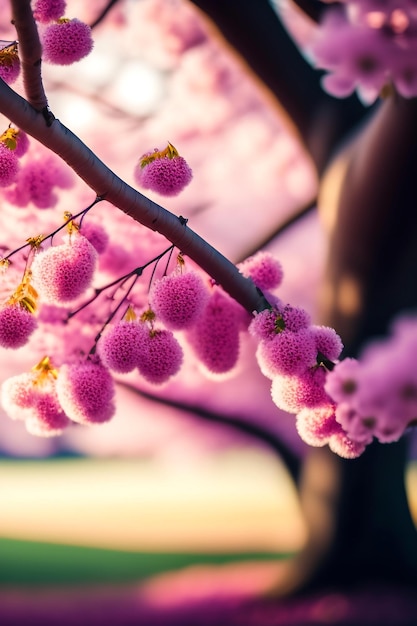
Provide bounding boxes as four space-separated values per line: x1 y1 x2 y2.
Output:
0 537 291 587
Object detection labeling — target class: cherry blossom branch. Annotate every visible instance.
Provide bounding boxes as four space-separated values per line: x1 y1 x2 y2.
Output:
122 382 302 482
0 78 269 314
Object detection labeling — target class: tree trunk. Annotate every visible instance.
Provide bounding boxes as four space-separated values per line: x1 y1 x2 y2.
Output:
274 93 417 596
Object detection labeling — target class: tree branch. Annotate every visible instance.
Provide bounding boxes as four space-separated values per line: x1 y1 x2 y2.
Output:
121 382 302 483
11 0 48 111
289 0 328 23
0 78 269 315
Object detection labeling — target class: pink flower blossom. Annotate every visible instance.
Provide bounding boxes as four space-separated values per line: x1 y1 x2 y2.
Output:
248 308 282 341
134 145 193 196
31 234 98 304
186 288 242 375
56 361 115 424
271 367 328 414
0 43 20 84
33 0 66 23
42 19 94 65
280 303 311 332
311 325 344 361
137 328 183 384
149 270 209 330
25 387 70 437
14 130 30 157
310 3 417 101
238 251 284 291
335 402 376 444
79 220 109 254
256 328 317 378
0 142 19 187
0 304 37 348
296 403 340 447
328 429 368 459
97 320 147 374
5 153 73 208
324 357 361 403
1 372 39 419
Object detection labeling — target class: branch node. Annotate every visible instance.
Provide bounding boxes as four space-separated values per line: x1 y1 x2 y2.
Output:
41 105 55 127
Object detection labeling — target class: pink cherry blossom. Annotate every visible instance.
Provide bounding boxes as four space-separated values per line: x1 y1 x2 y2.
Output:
1 372 39 419
256 328 317 378
186 288 243 375
0 42 20 84
271 366 329 413
97 320 147 374
311 325 344 361
56 360 115 425
248 308 282 341
296 403 340 447
0 304 37 348
134 146 193 196
149 270 210 330
5 153 73 208
31 234 98 304
79 220 109 254
238 251 284 291
33 0 66 23
0 142 19 187
24 386 71 437
328 429 368 459
136 328 183 384
324 357 361 403
42 18 93 65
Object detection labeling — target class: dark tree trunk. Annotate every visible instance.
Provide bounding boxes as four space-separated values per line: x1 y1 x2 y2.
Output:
286 94 417 594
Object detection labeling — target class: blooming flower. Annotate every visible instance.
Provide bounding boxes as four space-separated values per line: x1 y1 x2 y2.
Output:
97 320 147 374
271 367 329 413
56 360 115 424
5 153 73 209
149 270 209 330
31 234 97 304
0 142 19 187
134 143 193 196
0 304 37 348
42 18 93 65
238 251 284 291
256 328 317 378
0 41 20 84
136 328 184 384
186 287 243 376
33 0 66 23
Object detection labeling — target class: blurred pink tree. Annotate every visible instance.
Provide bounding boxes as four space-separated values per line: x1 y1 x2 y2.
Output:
0 0 417 596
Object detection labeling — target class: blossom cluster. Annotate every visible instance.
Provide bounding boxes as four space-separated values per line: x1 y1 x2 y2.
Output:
33 0 93 65
248 280 417 459
0 124 74 207
308 1 417 102
325 315 417 445
0 194 415 455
